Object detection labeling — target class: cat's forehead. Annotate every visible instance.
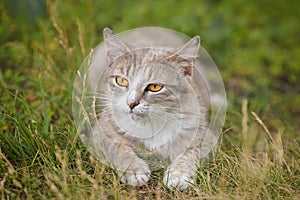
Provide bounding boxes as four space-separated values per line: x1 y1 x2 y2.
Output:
113 48 170 63
110 48 178 76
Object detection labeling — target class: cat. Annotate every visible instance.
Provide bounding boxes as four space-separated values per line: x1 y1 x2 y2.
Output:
89 28 216 190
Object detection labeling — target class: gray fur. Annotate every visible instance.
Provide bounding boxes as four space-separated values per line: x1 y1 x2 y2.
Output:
91 28 215 189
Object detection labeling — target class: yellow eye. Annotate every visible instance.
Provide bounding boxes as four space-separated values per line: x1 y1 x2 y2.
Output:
147 84 164 92
115 76 128 87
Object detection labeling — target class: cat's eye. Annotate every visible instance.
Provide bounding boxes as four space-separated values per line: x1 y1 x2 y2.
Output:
146 84 164 92
115 76 129 87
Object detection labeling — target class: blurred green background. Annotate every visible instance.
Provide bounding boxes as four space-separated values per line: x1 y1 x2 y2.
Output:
0 0 299 198
1 0 299 131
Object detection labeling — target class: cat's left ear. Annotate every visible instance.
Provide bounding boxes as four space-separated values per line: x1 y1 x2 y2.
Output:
103 28 131 63
167 36 200 76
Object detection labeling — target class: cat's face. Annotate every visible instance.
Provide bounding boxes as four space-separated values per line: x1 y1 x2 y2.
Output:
101 29 200 138
109 49 184 115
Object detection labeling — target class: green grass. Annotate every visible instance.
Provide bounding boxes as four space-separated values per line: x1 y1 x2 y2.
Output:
1 0 299 199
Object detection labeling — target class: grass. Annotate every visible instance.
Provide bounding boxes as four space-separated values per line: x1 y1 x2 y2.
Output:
1 0 299 199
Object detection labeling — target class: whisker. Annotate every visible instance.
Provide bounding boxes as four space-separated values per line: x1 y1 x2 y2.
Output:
95 104 125 118
84 91 111 96
96 110 113 118
84 104 106 111
83 100 111 109
153 106 201 115
79 96 113 100
79 92 113 97
149 112 179 130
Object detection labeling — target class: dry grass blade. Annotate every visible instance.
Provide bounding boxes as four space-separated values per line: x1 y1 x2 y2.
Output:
0 148 15 174
251 111 274 142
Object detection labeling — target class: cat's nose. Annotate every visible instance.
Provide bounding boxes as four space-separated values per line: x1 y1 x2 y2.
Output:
128 102 139 110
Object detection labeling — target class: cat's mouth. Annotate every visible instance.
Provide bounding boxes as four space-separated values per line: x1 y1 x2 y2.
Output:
129 105 150 116
127 107 151 122
129 110 148 116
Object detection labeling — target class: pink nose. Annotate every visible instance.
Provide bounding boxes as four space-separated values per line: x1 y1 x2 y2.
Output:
128 102 139 110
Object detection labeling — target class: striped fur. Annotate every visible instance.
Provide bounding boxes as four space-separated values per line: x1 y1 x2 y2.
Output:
91 28 215 189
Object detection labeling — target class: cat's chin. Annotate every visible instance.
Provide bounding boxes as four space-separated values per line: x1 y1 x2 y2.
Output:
128 112 150 125
125 109 150 123
129 111 148 117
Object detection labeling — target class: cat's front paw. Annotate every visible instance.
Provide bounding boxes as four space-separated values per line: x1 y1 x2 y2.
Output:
163 169 194 190
121 171 150 187
119 158 151 187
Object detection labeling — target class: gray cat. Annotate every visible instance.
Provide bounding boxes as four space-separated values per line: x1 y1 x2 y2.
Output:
90 28 216 190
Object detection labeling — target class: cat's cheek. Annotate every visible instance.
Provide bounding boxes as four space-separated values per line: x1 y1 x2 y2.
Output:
120 100 131 114
113 95 131 114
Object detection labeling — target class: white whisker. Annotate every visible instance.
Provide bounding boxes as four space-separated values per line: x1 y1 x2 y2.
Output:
153 105 201 116
149 112 179 130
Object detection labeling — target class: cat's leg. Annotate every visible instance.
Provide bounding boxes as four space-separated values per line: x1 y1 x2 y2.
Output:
110 143 151 187
163 148 197 190
93 125 151 187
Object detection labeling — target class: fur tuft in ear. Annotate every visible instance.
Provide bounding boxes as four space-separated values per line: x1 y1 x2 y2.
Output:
167 36 200 76
103 28 131 63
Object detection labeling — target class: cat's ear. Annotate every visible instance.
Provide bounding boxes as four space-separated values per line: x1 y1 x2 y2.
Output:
103 28 131 63
167 36 200 76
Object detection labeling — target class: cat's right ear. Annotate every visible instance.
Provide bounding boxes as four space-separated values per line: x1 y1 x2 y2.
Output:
103 28 131 63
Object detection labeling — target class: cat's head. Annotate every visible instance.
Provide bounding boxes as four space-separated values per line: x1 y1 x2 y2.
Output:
102 28 200 138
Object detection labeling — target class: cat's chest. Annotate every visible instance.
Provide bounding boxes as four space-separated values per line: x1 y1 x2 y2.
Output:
140 122 179 150
137 114 185 150
113 107 197 151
